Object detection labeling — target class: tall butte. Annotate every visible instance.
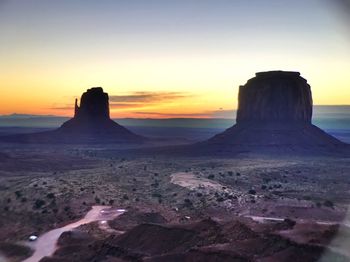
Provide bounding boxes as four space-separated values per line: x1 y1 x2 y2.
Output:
202 71 346 153
56 87 144 142
3 87 144 143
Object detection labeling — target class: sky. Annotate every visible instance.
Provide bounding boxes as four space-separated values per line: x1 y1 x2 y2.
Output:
0 0 349 118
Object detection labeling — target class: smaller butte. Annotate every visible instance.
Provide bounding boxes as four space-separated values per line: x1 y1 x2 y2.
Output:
1 87 145 144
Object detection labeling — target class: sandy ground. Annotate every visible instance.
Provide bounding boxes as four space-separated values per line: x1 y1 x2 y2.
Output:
171 172 227 191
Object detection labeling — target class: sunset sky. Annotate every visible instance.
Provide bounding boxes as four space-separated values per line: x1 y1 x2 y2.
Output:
0 0 349 118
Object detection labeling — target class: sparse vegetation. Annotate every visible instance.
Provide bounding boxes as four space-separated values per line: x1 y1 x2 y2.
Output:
248 189 256 195
33 199 46 209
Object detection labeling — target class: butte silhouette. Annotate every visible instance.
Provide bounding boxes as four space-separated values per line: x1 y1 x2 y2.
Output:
2 87 145 143
192 71 347 155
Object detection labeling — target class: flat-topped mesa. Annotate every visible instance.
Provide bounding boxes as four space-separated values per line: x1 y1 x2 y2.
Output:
200 70 346 154
74 87 110 120
236 71 313 124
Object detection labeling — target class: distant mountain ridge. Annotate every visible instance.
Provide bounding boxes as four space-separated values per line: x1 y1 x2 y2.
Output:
0 113 61 119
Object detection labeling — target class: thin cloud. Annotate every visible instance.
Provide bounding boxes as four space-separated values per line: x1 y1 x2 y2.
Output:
50 106 74 110
134 111 212 118
134 109 237 118
51 91 191 110
109 103 145 108
109 91 190 103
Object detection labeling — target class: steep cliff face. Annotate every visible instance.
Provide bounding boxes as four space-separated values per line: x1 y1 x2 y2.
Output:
74 87 110 120
236 71 312 124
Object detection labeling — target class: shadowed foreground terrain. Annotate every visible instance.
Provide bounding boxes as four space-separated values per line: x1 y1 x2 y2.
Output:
0 143 350 261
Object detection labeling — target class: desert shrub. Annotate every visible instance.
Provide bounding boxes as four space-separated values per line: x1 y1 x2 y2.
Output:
95 197 101 204
263 178 271 183
123 194 129 200
248 189 256 195
208 174 215 179
217 197 225 202
152 193 162 198
324 200 334 208
15 190 22 198
284 218 296 227
34 199 46 209
46 193 55 199
184 199 192 206
228 171 233 176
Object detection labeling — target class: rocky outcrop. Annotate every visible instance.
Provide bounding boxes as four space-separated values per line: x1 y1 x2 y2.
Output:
39 219 347 262
1 87 145 144
200 71 347 154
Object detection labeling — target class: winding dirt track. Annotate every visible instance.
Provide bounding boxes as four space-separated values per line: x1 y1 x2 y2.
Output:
23 206 125 262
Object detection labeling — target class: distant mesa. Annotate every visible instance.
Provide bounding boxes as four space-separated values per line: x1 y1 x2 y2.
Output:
199 71 347 154
2 87 145 144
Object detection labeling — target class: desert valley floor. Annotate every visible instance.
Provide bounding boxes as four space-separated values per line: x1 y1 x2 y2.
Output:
0 143 350 261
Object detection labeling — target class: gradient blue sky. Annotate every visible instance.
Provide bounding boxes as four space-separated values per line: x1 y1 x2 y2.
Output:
0 0 349 117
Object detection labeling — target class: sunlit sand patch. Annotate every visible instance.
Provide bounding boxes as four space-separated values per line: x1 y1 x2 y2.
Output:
170 172 225 191
170 172 253 208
